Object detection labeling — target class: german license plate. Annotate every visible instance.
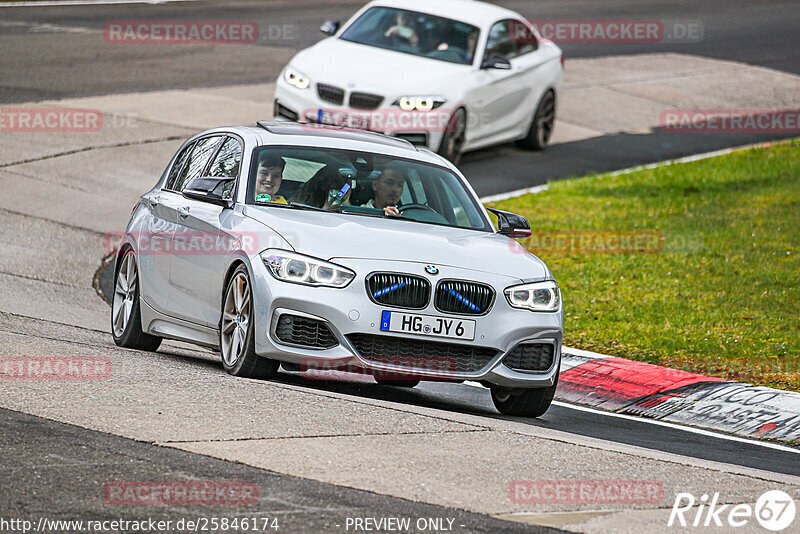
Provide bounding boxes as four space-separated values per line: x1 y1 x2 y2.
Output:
379 311 475 341
317 109 369 130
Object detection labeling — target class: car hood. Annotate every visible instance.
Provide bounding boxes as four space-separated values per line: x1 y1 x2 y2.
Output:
290 38 470 96
244 206 549 282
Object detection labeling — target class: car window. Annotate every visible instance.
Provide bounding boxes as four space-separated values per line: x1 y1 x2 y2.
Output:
207 136 243 199
246 146 491 232
173 136 223 192
485 20 516 59
340 7 480 66
509 19 538 55
165 142 194 191
282 158 327 183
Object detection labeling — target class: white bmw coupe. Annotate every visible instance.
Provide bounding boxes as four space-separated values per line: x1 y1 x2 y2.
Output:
273 0 563 164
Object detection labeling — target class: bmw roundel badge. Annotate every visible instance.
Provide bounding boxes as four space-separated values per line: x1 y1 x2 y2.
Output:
425 265 439 275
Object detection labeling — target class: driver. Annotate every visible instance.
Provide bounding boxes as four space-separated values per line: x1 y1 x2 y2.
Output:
365 163 406 216
254 153 288 204
384 12 419 47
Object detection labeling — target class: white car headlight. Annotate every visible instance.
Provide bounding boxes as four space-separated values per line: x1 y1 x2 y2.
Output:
504 281 560 312
283 67 310 90
394 96 446 112
261 249 354 288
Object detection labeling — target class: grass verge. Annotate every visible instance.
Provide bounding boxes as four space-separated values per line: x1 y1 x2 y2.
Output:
489 139 800 391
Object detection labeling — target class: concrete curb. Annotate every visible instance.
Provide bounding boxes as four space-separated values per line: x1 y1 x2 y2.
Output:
558 349 800 444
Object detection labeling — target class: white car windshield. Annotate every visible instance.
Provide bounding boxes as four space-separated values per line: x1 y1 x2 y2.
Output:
247 145 491 232
339 7 480 66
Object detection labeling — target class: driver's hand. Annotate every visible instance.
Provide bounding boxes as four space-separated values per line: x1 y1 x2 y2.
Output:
383 206 401 217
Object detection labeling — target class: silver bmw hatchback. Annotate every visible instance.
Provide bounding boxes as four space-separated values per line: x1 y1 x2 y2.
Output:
112 121 563 417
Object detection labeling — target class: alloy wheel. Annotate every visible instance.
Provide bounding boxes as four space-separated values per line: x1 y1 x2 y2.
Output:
221 273 251 367
112 252 137 337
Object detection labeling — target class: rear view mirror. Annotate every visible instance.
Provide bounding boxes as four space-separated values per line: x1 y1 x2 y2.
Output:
182 176 235 208
487 207 531 239
320 20 340 36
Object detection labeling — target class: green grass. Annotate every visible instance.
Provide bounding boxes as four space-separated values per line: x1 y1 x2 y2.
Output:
489 139 800 391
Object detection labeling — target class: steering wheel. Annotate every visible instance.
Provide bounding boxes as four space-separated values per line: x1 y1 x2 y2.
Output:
398 203 449 225
398 203 436 214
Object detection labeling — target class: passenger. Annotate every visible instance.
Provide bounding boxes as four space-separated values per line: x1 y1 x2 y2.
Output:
365 163 406 216
437 30 479 63
292 166 353 211
384 12 419 47
254 153 288 204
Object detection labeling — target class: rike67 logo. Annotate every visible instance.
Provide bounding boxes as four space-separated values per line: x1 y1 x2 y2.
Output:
669 490 796 531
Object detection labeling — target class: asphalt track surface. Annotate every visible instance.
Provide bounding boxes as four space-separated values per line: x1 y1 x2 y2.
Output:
0 408 561 533
2 1 800 531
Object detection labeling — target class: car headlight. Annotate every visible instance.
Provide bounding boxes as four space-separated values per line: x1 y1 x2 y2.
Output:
283 67 310 90
261 249 354 288
504 281 560 312
393 96 446 111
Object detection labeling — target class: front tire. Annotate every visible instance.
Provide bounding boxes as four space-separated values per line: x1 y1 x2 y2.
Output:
220 265 279 380
491 367 559 418
111 250 162 351
437 108 467 165
516 90 556 151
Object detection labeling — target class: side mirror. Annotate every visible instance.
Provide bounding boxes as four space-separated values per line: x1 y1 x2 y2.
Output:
480 53 512 70
487 207 531 239
182 176 235 208
320 20 340 36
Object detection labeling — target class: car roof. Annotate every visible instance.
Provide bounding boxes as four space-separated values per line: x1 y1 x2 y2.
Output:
365 0 522 28
201 122 452 168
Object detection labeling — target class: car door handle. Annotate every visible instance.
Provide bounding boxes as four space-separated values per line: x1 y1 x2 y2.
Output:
178 206 190 218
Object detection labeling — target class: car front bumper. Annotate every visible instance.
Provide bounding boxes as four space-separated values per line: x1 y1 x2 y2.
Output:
250 256 563 389
274 81 447 154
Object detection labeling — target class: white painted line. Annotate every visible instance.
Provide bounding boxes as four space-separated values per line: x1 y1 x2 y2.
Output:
561 346 609 360
604 140 782 177
478 139 788 204
480 184 548 203
0 0 198 7
549 401 800 454
462 381 799 453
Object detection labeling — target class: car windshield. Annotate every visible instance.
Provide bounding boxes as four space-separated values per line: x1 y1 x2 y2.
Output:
339 7 480 66
246 145 491 232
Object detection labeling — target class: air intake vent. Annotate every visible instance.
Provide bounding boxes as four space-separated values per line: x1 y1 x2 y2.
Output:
503 343 555 372
434 280 495 315
347 333 498 374
366 273 431 310
317 83 345 105
349 92 384 110
274 314 338 349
